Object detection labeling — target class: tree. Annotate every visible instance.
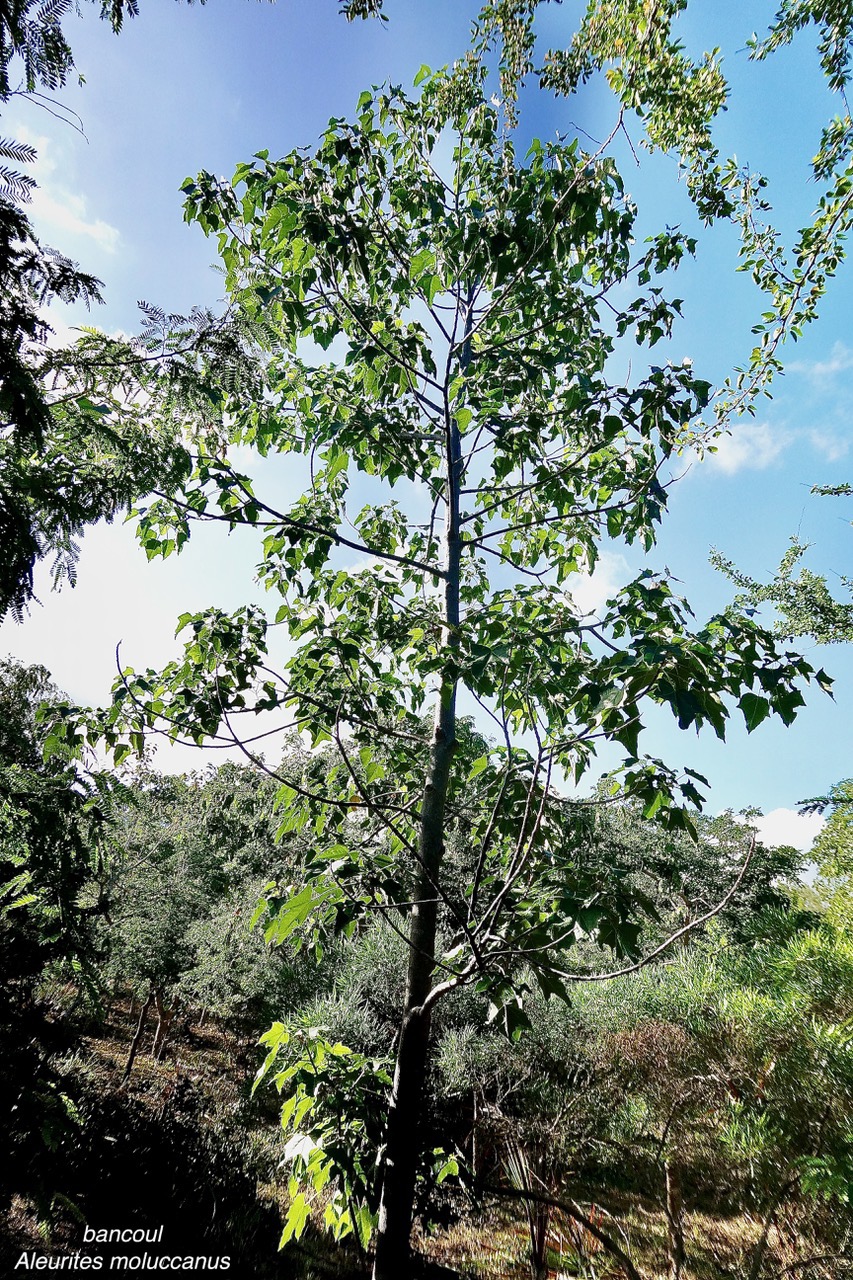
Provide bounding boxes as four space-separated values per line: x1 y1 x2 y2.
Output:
48 2 853 1266
0 656 122 1220
713 518 853 648
102 757 322 1070
0 0 370 619
809 779 853 918
0 655 116 989
0 0 195 619
573 799 806 947
569 926 853 1280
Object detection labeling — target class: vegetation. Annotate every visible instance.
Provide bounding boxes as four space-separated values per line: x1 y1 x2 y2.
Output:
47 15 845 1270
4 1 853 1278
2 700 853 1276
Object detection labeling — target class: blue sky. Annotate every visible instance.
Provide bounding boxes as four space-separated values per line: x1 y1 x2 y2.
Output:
2 0 851 851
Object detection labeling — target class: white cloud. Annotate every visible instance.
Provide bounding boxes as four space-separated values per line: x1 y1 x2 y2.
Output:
28 184 120 253
40 312 84 348
752 807 824 853
693 419 850 477
7 119 119 253
707 422 791 475
569 551 630 617
0 517 293 777
0 518 263 703
38 313 132 350
8 121 55 176
808 427 850 462
789 340 853 383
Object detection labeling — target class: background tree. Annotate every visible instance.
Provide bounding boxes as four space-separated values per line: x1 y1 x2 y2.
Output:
0 656 119 1220
102 757 324 1070
576 924 853 1280
0 655 114 991
1 0 378 620
573 798 806 948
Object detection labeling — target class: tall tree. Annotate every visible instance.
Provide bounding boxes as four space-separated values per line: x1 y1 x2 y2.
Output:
49 40 836 1271
0 0 191 619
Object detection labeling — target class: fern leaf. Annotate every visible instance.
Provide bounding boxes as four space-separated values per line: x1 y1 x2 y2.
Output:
0 137 38 166
0 166 36 202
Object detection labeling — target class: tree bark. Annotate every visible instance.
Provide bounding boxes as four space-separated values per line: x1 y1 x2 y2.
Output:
665 1160 685 1280
372 314 466 1280
471 1091 480 1182
152 989 180 1061
122 988 153 1082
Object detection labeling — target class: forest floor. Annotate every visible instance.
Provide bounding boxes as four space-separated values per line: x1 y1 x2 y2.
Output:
0 999 823 1280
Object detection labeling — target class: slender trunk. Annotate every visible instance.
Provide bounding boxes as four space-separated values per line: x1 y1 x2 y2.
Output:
372 305 467 1280
471 1091 479 1182
665 1160 685 1280
123 989 154 1082
152 987 166 1059
528 1203 550 1280
747 1187 789 1280
485 1186 646 1280
152 990 179 1061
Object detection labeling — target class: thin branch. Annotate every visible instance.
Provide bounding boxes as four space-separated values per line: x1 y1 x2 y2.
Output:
156 478 446 582
548 836 757 984
481 1183 646 1280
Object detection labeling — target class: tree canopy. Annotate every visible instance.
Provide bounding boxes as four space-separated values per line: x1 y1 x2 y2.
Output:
41 20 847 1266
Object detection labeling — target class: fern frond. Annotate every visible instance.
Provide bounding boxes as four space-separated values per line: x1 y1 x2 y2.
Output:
0 165 36 202
138 301 166 326
36 0 74 26
0 137 38 166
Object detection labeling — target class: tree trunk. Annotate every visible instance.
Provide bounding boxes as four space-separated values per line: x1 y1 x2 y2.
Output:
372 637 459 1279
123 988 153 1082
471 1091 479 1182
484 1186 647 1280
152 989 180 1061
372 317 466 1280
665 1160 685 1280
528 1207 550 1280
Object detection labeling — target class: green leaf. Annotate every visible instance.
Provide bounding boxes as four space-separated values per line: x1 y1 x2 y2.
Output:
467 755 489 781
739 692 771 732
280 1192 310 1245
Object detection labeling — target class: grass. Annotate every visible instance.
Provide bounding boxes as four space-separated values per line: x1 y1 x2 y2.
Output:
416 1194 843 1279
